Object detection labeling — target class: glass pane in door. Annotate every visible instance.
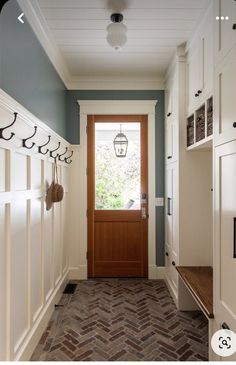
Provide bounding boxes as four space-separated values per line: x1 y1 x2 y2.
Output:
95 122 141 210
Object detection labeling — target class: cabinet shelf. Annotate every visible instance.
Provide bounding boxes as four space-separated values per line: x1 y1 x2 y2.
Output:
186 96 213 150
186 135 212 151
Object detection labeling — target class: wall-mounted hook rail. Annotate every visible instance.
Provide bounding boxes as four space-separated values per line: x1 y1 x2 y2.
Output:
65 150 74 164
58 147 68 161
0 112 17 141
38 135 51 155
22 126 37 149
50 141 61 158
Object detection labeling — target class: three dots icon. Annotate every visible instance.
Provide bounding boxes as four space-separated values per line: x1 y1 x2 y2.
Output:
216 16 229 20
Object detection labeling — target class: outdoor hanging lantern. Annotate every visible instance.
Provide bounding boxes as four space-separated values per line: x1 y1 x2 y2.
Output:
113 124 128 157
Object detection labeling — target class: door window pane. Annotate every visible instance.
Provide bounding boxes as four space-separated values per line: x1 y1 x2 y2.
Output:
95 122 140 210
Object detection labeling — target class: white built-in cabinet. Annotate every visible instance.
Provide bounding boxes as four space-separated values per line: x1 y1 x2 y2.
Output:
167 0 236 360
214 141 236 334
186 3 213 115
211 0 236 358
165 76 178 163
214 0 236 64
214 46 236 146
165 162 178 300
164 45 213 309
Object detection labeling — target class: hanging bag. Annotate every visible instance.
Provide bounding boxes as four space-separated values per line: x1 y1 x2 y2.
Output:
51 161 64 203
46 160 64 210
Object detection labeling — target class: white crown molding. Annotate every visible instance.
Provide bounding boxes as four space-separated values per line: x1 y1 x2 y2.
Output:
68 77 164 90
17 0 71 88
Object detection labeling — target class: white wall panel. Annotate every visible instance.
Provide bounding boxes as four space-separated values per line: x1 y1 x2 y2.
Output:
0 90 70 360
0 148 5 192
53 203 62 285
31 158 42 190
10 200 28 356
62 196 68 274
31 198 43 322
0 205 6 360
11 153 27 191
44 161 53 300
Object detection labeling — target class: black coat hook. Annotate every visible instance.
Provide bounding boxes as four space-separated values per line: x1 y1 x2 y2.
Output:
50 141 61 158
0 112 17 141
38 135 51 155
65 150 74 164
58 147 68 161
22 126 37 149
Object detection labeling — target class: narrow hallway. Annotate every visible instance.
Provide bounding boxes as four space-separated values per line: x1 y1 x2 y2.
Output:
31 280 208 361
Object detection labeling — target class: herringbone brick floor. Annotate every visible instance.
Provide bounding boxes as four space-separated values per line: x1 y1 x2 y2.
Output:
31 279 208 361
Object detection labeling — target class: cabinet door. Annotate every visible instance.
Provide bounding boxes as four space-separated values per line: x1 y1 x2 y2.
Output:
214 46 236 146
214 0 236 63
165 163 178 300
166 85 173 118
200 16 213 101
214 141 236 332
186 45 201 114
165 165 173 251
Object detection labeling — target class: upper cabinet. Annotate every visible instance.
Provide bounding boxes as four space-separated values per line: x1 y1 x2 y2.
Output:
165 75 178 163
214 39 236 146
214 0 236 64
214 0 236 146
186 4 213 115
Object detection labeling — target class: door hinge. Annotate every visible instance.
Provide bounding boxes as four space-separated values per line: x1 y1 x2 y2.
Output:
86 167 88 175
86 252 88 260
86 209 88 217
86 125 88 133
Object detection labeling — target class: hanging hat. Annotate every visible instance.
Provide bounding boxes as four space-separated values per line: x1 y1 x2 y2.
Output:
46 181 54 211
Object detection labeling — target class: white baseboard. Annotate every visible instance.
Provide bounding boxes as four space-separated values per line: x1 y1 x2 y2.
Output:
68 266 87 280
165 275 178 307
69 265 165 280
149 265 165 279
17 270 69 361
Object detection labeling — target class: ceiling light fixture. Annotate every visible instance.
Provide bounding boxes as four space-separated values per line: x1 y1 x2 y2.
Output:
106 13 127 50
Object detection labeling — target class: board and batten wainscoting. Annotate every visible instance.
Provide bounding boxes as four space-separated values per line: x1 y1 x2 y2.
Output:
0 89 73 361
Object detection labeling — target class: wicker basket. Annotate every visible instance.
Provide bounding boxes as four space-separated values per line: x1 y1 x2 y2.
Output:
207 97 213 136
196 105 205 142
187 115 194 147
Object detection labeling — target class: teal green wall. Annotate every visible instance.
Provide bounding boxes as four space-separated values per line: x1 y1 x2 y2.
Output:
67 90 165 266
0 0 67 137
0 1 165 266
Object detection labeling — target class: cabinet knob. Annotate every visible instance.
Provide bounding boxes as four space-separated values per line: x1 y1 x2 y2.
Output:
167 156 172 159
233 122 236 128
165 252 169 257
195 93 198 97
222 322 230 330
172 261 176 266
233 24 236 30
197 90 202 95
167 112 171 117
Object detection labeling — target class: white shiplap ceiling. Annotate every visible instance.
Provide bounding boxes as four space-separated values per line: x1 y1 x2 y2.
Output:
21 0 211 87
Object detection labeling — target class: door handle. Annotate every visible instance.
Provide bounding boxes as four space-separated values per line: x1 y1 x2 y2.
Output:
141 206 147 219
167 197 172 216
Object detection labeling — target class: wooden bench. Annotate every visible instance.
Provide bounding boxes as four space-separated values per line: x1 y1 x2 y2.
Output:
176 266 213 319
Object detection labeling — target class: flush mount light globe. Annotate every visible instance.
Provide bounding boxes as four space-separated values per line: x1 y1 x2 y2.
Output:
113 124 128 157
106 13 127 50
